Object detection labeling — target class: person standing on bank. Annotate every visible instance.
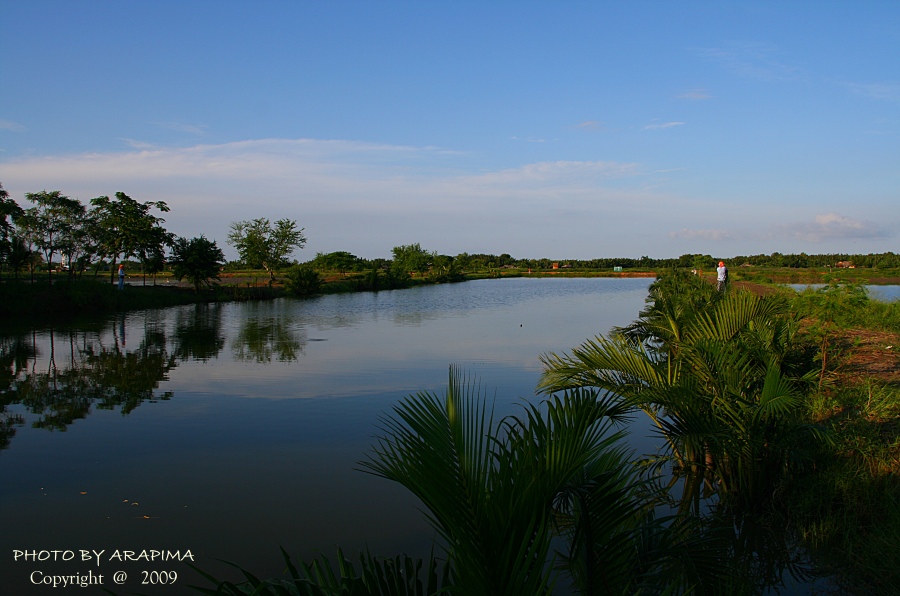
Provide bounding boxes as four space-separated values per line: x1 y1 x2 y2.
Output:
716 261 728 292
118 264 125 290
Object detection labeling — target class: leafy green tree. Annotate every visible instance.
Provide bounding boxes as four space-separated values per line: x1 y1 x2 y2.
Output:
429 254 462 282
18 191 87 281
311 251 359 276
169 236 225 291
391 243 431 276
5 236 32 280
227 218 306 281
89 192 171 282
0 183 24 269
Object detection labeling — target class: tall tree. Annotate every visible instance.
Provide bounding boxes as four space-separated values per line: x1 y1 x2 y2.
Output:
0 183 24 274
89 192 171 282
391 243 431 276
19 191 86 282
169 235 225 291
227 218 306 281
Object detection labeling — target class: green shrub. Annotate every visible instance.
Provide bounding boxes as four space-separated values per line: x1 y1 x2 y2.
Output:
284 264 323 297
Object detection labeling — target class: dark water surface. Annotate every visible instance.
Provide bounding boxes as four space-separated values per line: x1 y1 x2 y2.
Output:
1 278 657 593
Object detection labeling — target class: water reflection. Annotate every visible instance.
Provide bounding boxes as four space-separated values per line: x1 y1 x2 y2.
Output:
0 336 34 449
0 279 835 593
232 317 305 363
0 309 223 449
0 323 178 444
172 303 226 362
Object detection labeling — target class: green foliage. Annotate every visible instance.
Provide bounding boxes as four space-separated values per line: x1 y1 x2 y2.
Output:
18 190 89 281
228 218 306 280
4 236 32 280
427 255 463 283
190 547 450 595
0 183 23 261
360 367 724 595
351 267 410 292
540 271 826 511
311 251 360 275
284 264 323 298
391 243 431 276
791 282 900 331
170 235 226 291
89 192 171 281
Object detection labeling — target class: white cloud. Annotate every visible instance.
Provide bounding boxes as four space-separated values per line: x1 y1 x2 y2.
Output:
668 228 732 241
783 213 888 243
643 122 684 130
5 139 890 260
695 42 805 82
0 119 26 132
510 136 548 143
677 89 711 100
0 138 665 258
158 122 210 135
843 82 900 103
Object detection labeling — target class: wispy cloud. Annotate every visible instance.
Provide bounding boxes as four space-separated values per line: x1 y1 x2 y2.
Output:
677 89 711 100
120 138 158 149
0 138 673 257
0 139 647 216
576 120 603 130
668 228 732 242
695 42 805 82
643 121 684 130
158 121 209 135
510 136 549 143
9 138 887 259
843 82 900 103
783 213 888 243
0 119 26 132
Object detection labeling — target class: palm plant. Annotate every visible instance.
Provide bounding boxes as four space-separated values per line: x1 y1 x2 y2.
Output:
190 548 450 595
539 273 826 511
360 367 724 595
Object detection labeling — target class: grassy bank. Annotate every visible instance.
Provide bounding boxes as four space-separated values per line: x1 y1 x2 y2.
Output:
782 284 900 594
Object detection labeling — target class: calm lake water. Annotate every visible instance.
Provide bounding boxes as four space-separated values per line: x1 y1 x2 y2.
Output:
1 278 661 594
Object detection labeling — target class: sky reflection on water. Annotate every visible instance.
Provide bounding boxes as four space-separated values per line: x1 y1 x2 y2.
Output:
0 278 655 593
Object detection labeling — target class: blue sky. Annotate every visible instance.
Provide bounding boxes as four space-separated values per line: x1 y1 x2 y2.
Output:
2 1 898 261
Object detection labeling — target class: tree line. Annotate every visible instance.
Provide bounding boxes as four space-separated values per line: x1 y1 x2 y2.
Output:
3 182 896 292
0 183 307 290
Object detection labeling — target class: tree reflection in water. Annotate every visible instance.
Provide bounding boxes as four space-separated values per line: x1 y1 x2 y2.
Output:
231 316 305 363
0 335 35 449
172 303 226 362
0 304 227 450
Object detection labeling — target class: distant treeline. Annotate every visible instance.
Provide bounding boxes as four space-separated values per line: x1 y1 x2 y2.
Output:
298 250 900 274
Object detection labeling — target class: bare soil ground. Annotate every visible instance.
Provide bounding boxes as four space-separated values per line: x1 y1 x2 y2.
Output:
831 328 900 387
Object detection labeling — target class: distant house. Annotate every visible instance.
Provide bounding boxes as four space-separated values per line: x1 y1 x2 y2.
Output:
835 261 855 268
552 262 559 269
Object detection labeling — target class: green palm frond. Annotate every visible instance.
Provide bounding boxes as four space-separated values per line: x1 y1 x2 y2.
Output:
540 271 825 508
539 334 672 397
189 547 451 595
